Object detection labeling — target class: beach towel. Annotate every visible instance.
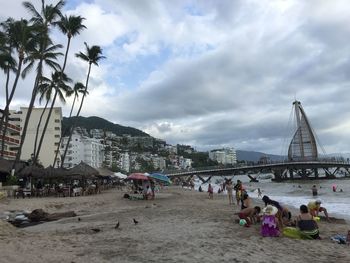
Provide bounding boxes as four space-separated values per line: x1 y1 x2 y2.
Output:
283 227 313 240
330 234 347 244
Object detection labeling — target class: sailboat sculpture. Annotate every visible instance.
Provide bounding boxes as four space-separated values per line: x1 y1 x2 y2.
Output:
288 101 318 161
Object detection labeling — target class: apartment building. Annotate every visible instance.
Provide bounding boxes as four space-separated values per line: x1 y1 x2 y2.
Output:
10 107 62 167
0 110 21 160
209 147 237 165
60 127 105 168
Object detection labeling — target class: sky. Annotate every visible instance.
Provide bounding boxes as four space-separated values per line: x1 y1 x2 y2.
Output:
1 0 350 155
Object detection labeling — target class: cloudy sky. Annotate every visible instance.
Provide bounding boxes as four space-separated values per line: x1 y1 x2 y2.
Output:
1 0 350 155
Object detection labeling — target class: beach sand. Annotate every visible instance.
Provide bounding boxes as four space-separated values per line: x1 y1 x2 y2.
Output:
0 187 349 263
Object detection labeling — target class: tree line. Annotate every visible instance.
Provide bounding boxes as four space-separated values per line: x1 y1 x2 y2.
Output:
0 0 105 169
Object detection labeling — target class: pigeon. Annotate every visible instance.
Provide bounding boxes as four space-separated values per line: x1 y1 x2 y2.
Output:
91 228 101 233
115 221 120 229
133 218 139 225
78 217 81 221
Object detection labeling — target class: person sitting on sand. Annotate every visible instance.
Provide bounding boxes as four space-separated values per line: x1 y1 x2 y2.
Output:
307 200 330 222
208 184 214 199
237 206 261 227
261 205 280 237
297 205 320 239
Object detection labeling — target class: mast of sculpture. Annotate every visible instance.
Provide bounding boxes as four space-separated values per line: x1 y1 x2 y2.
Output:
288 101 318 161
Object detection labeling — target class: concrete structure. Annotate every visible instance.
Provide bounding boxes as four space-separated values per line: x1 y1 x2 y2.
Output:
10 107 62 167
151 155 166 170
61 127 105 168
0 111 21 160
209 147 237 165
118 152 130 172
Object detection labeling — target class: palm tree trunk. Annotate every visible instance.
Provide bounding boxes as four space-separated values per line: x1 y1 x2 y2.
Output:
33 90 58 164
51 37 71 168
52 93 76 167
1 58 23 156
14 67 41 167
0 68 12 156
61 63 91 167
33 99 50 159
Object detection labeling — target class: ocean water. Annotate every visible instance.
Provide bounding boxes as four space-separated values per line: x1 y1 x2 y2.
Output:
193 175 350 220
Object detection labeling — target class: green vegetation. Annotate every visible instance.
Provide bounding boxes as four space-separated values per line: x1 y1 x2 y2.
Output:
62 116 150 137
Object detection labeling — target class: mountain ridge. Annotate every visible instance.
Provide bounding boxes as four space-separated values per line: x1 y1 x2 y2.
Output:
62 116 150 137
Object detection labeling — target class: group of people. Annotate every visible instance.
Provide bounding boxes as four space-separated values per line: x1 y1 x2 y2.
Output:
234 181 330 239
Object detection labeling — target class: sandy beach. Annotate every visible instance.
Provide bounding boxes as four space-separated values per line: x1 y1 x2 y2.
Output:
0 187 349 263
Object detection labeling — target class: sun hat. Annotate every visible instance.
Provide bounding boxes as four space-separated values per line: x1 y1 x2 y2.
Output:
262 205 278 215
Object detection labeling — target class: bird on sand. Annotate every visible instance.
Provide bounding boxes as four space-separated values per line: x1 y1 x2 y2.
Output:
78 217 81 221
115 221 120 229
91 228 101 233
133 218 139 225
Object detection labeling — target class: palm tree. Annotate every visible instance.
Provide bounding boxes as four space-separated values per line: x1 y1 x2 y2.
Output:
60 43 105 167
57 15 86 72
52 82 86 166
51 14 86 167
15 0 64 165
0 19 17 155
0 19 37 156
33 70 72 164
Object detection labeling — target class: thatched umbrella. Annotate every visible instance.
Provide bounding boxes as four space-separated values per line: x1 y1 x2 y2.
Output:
67 161 99 178
17 165 46 179
0 158 27 175
95 167 114 177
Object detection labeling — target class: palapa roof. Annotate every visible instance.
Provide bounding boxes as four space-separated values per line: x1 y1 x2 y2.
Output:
17 165 46 178
0 158 27 174
95 167 114 177
67 161 99 177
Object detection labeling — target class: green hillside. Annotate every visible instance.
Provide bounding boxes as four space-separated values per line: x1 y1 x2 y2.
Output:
62 116 150 137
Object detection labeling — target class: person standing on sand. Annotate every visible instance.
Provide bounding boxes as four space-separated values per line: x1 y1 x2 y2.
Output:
311 185 318 196
257 188 262 198
208 183 214 199
234 180 243 206
226 181 234 205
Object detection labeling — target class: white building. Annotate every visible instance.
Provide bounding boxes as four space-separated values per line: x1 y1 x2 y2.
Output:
118 152 130 172
151 155 166 170
61 128 105 168
179 156 192 169
10 107 62 167
209 147 237 165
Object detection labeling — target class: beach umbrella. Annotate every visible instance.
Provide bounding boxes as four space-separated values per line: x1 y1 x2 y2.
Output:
127 173 149 181
114 172 127 179
148 173 171 184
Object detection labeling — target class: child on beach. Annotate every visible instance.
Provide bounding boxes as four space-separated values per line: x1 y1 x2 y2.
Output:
234 180 243 206
257 188 262 198
237 206 261 227
261 205 280 237
208 184 213 199
307 200 330 222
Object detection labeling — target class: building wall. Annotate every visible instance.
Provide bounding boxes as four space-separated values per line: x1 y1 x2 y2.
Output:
0 111 21 160
61 130 105 168
11 107 62 167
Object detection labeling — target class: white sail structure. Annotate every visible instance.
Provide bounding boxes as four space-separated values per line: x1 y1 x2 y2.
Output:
288 101 318 161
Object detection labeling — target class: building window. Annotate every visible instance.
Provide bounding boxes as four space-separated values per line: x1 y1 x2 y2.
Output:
54 143 59 146
54 127 60 130
55 135 60 138
54 119 60 123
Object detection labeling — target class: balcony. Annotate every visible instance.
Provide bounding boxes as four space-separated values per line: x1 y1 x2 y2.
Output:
0 135 20 145
0 150 17 159
6 123 21 132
